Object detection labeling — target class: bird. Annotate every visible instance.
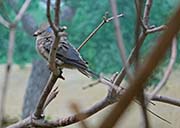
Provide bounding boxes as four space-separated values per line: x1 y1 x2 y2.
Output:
33 23 98 78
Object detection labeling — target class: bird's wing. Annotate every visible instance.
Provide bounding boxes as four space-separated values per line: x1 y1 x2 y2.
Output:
43 40 88 69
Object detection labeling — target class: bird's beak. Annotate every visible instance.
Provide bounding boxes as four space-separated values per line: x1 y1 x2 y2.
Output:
33 31 38 37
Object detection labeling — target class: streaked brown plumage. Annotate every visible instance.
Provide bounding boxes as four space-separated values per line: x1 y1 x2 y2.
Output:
33 23 96 77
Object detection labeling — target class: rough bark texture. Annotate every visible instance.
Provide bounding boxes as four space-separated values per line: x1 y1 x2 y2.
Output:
22 59 50 119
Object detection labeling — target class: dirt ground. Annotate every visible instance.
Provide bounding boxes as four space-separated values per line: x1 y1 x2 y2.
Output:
0 65 180 128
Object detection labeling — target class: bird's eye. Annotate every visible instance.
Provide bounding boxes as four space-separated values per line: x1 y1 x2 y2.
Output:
46 27 52 33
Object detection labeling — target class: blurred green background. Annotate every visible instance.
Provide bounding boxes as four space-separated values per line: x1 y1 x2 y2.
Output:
0 0 179 75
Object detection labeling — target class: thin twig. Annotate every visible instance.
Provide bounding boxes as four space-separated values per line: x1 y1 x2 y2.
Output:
43 86 59 110
77 13 123 51
82 80 100 90
54 0 60 26
14 0 31 23
138 92 150 128
146 25 167 34
46 0 57 32
110 0 133 81
143 0 152 26
0 15 10 28
149 38 177 100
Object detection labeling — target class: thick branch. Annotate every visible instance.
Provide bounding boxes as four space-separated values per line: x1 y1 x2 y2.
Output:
32 97 111 127
34 73 59 118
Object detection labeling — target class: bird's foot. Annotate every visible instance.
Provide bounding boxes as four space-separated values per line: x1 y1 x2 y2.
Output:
58 69 65 80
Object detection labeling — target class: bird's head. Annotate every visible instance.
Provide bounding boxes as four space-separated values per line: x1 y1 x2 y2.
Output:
33 23 53 38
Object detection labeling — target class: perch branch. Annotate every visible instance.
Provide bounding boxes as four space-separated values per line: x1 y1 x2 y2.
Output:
99 6 180 128
34 73 59 118
47 0 60 74
77 13 123 51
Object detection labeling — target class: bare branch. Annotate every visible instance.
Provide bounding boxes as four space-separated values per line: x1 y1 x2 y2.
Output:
0 25 16 128
0 15 10 28
14 0 31 23
149 38 177 101
43 86 59 110
46 0 58 32
138 93 150 128
34 73 59 119
113 33 146 85
54 0 61 26
77 13 123 51
143 0 152 26
151 95 180 107
110 0 133 81
82 80 100 90
47 0 61 75
99 7 180 128
146 25 167 34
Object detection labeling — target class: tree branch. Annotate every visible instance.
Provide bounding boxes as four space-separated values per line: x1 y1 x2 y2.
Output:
151 95 180 107
0 15 10 28
110 0 133 81
34 73 59 118
47 0 61 74
14 0 31 23
149 38 177 101
77 13 123 51
99 6 180 128
54 0 60 26
146 25 167 34
143 0 152 26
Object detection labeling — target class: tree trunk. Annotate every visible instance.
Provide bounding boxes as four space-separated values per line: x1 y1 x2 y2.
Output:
22 59 50 119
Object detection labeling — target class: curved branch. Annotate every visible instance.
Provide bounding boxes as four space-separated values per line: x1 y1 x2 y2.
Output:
149 38 177 100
